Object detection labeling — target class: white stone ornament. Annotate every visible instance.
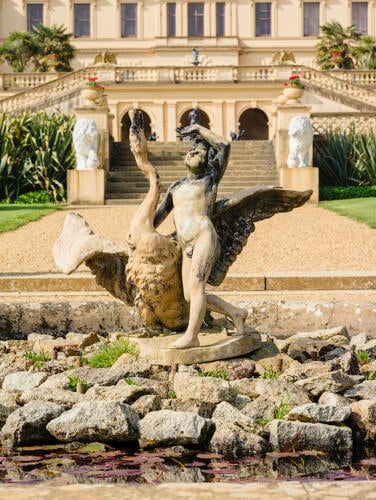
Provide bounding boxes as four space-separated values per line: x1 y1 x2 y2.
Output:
287 116 314 168
73 118 100 170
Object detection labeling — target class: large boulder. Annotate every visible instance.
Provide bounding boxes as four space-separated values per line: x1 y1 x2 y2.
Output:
138 410 214 448
2 371 47 392
83 383 151 403
1 401 63 447
344 381 376 401
173 372 236 403
19 387 83 409
266 420 352 464
295 369 356 397
209 422 268 458
349 400 376 457
46 401 139 443
212 401 259 432
286 403 351 424
0 390 19 427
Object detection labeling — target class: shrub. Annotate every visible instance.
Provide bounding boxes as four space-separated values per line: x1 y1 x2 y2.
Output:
199 370 228 380
319 185 376 200
67 375 92 393
23 350 50 369
263 368 282 379
88 339 138 368
15 190 54 204
357 350 370 365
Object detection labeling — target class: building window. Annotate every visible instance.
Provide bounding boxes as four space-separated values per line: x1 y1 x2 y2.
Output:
303 2 320 36
74 4 90 38
27 4 43 31
167 3 176 37
255 3 271 37
352 2 368 32
216 3 225 37
121 3 137 38
188 3 204 37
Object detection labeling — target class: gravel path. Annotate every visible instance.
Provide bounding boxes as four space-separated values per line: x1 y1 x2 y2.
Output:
0 204 375 274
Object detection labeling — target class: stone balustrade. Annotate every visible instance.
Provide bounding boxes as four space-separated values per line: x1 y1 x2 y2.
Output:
311 112 376 135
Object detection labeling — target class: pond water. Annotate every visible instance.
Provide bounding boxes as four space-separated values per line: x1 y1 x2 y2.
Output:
1 446 375 485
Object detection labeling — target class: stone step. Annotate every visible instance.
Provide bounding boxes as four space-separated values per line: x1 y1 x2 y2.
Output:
106 180 279 192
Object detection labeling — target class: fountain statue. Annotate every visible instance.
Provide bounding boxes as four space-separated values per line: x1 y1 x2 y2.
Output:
54 110 311 358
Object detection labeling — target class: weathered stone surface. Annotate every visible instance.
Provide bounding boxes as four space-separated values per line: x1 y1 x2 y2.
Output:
117 377 169 398
266 420 352 463
72 367 128 386
131 394 162 417
83 383 151 403
286 403 351 424
255 353 299 376
320 346 348 361
0 390 19 426
295 369 355 397
65 332 101 349
360 360 376 374
173 373 236 404
349 400 376 455
233 395 253 409
230 378 258 399
335 351 360 375
38 372 71 390
2 371 48 392
170 399 216 418
278 326 349 353
279 361 330 383
350 333 371 348
47 401 139 443
209 422 267 458
318 391 351 407
111 353 152 377
19 387 83 409
212 401 259 431
344 380 376 401
138 410 214 448
287 339 338 363
250 341 280 361
363 339 376 357
1 401 63 447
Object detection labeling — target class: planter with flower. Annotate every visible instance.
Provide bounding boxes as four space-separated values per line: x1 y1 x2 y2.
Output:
81 76 106 107
282 75 304 102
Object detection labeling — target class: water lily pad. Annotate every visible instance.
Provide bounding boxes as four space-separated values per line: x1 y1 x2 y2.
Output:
76 442 108 453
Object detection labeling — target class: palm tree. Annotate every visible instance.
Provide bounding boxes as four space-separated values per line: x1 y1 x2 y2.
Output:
31 24 75 72
316 21 362 70
352 35 376 69
0 31 36 72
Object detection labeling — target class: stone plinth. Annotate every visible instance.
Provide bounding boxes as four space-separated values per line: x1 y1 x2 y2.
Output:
67 169 105 205
129 328 262 365
280 167 319 203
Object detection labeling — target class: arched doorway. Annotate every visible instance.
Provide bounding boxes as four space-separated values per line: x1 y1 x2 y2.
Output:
180 108 210 129
238 108 269 140
121 110 152 141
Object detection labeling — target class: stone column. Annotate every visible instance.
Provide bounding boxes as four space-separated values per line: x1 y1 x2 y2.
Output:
274 104 319 203
166 101 177 141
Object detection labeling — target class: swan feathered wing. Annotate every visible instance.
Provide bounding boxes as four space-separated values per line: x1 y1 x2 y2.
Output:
208 186 312 286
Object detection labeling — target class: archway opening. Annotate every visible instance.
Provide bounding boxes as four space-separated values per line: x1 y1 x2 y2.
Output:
121 110 152 142
238 108 269 140
179 108 210 129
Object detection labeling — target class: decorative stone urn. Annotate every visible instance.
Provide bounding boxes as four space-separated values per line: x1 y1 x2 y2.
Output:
81 87 103 107
282 86 304 103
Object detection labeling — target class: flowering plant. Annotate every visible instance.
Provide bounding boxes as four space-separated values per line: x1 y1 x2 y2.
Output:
283 75 303 88
86 76 105 91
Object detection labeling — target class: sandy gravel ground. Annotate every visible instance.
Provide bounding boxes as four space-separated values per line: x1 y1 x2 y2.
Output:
0 204 375 274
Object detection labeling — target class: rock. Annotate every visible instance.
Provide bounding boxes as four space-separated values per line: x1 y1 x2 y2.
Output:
84 383 151 403
212 401 259 432
287 338 338 362
279 361 330 383
117 377 169 398
27 333 54 342
131 395 162 417
363 339 376 357
278 326 349 353
38 372 71 390
209 422 268 458
173 372 236 404
320 346 348 361
138 410 214 448
318 392 351 407
65 332 101 349
255 353 299 376
170 399 216 418
1 401 63 447
266 420 352 464
286 403 351 424
19 387 83 409
350 333 371 348
233 394 252 409
295 369 355 397
360 360 376 374
0 390 19 426
344 380 376 401
198 358 256 380
47 401 139 443
2 371 48 392
349 400 376 456
73 367 128 386
230 378 258 399
111 353 152 377
250 341 280 361
336 351 360 375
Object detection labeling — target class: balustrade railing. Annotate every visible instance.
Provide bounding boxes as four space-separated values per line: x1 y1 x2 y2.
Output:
311 112 376 135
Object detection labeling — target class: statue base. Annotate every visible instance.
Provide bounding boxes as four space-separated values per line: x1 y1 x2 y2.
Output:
129 327 262 365
280 166 319 203
67 169 105 205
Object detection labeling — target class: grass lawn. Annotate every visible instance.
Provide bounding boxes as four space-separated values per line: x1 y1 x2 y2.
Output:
319 197 376 229
0 204 64 234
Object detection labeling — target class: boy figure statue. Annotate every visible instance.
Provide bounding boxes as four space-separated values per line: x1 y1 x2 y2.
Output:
154 124 248 349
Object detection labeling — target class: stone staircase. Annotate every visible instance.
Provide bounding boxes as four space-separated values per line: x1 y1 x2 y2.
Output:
105 140 280 204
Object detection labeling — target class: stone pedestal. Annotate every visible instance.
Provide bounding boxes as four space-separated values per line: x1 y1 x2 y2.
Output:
67 169 105 205
280 167 319 203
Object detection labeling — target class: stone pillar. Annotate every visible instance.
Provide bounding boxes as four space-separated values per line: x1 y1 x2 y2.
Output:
166 101 177 141
274 104 319 204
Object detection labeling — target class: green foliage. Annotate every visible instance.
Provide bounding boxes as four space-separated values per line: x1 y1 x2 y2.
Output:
0 24 75 73
316 22 361 70
263 369 282 379
15 190 54 204
0 111 75 203
67 375 92 393
0 205 61 233
168 390 177 399
199 370 228 380
23 350 50 369
319 186 376 200
124 378 138 385
273 398 290 420
357 350 370 365
88 339 138 368
319 198 376 229
314 129 376 187
364 371 376 380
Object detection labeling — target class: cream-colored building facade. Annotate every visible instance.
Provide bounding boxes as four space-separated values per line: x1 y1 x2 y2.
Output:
0 1 375 143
